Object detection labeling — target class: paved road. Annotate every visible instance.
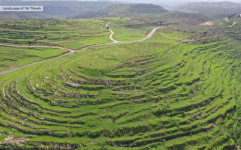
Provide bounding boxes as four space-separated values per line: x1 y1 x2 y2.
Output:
0 44 74 53
0 23 161 76
105 22 161 44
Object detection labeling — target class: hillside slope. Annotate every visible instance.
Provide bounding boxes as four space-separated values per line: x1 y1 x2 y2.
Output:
0 23 240 149
177 1 241 19
75 4 168 18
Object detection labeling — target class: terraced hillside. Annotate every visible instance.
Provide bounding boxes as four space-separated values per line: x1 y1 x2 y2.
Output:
0 22 240 149
0 17 161 73
0 12 212 49
0 19 111 49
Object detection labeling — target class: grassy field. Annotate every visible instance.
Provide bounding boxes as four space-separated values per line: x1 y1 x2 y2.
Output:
0 46 67 72
0 17 159 73
0 18 154 73
110 22 155 41
0 13 209 49
0 20 240 149
108 12 211 41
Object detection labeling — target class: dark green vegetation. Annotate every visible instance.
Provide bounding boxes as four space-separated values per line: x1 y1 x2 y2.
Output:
0 19 111 49
176 1 241 19
75 4 168 19
0 1 117 20
0 14 240 149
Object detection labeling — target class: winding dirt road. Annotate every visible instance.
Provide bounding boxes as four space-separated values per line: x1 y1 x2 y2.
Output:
106 22 119 43
0 23 161 76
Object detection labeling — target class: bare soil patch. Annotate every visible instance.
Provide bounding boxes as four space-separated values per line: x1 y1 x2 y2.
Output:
200 21 214 26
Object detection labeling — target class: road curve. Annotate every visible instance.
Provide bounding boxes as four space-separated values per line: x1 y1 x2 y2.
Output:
0 23 161 76
106 22 161 44
106 22 119 43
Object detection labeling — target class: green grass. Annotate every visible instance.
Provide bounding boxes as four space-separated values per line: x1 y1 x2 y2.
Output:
110 22 155 41
0 23 239 149
0 19 111 49
0 46 67 72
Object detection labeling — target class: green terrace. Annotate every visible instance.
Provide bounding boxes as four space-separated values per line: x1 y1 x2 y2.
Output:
0 25 239 149
0 19 111 49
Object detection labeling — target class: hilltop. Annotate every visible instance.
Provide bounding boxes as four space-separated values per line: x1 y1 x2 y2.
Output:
75 4 168 18
176 1 241 19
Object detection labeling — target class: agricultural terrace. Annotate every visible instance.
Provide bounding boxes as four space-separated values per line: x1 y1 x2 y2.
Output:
0 23 240 149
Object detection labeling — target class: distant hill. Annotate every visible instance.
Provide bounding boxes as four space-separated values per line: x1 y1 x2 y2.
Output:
0 1 118 20
157 11 211 25
176 1 241 19
75 4 168 18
